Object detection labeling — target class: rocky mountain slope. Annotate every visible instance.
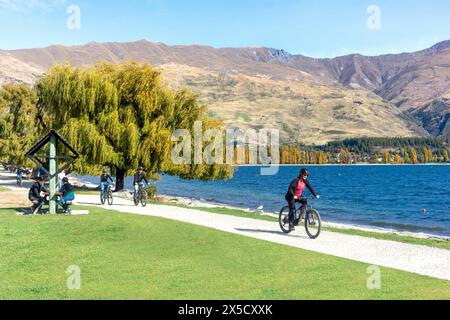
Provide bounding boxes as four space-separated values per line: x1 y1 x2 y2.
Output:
1 39 449 143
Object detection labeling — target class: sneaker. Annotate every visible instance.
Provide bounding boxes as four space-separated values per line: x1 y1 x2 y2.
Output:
289 224 295 232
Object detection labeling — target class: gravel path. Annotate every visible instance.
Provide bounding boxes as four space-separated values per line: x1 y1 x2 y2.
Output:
75 194 450 282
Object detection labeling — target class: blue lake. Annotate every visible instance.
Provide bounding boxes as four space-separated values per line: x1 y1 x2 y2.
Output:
82 165 450 237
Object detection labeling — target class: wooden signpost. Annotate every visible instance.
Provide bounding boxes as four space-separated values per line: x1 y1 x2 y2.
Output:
25 130 80 215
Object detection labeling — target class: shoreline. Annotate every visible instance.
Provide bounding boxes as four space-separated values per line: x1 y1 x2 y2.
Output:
236 163 450 167
2 170 449 242
70 174 449 241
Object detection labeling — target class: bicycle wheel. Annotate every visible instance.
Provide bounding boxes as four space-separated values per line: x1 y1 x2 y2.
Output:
140 191 147 207
279 206 291 234
100 193 106 205
305 209 322 239
107 192 113 205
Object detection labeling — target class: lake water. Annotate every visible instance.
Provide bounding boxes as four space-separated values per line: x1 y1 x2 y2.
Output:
81 165 450 237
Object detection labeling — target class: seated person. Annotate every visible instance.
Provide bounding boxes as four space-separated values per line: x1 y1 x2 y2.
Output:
56 177 75 213
29 176 49 214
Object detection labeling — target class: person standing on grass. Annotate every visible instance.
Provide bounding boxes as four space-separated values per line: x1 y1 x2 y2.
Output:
16 166 24 187
28 176 49 214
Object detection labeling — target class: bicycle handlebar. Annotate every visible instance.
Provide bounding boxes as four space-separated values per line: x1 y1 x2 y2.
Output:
296 196 320 201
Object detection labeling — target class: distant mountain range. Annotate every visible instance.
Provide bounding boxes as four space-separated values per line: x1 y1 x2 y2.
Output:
1 39 449 144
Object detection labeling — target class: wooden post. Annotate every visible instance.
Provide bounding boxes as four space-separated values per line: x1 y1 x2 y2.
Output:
49 133 57 214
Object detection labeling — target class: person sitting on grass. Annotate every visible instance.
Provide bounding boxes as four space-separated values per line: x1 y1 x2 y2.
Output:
28 176 49 214
56 177 75 213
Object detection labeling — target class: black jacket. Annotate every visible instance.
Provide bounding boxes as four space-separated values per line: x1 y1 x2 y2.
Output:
285 178 317 201
100 174 113 183
133 173 148 185
59 183 74 197
28 182 48 201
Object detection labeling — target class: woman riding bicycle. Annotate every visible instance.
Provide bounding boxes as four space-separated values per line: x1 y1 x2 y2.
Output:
285 168 320 231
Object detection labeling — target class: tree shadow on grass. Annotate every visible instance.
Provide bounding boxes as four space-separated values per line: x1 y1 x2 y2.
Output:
2 206 81 216
0 207 32 215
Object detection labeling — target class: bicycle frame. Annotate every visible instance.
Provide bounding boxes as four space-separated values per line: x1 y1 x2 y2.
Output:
294 198 313 216
139 185 146 197
279 196 321 238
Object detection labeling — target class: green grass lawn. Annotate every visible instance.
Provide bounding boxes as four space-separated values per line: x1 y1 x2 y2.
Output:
0 206 449 300
0 186 9 191
148 201 450 251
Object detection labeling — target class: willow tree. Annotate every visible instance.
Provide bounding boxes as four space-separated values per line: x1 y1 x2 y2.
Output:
36 62 233 190
0 84 40 167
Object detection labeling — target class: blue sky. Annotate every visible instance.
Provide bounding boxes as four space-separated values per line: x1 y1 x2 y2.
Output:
0 0 449 57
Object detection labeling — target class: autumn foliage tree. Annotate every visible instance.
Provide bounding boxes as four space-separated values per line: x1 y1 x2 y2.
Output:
444 149 449 162
409 147 418 164
36 62 233 190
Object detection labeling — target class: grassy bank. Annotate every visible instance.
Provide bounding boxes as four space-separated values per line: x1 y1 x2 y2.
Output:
148 200 450 251
0 206 449 300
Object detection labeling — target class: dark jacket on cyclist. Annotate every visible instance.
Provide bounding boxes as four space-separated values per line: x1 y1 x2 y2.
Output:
133 172 148 185
285 177 317 201
100 173 113 183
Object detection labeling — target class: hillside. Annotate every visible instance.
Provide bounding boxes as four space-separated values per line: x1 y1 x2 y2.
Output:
161 64 425 145
2 39 450 143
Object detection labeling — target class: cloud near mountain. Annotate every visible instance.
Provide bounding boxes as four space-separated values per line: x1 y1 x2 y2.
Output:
1 39 449 144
